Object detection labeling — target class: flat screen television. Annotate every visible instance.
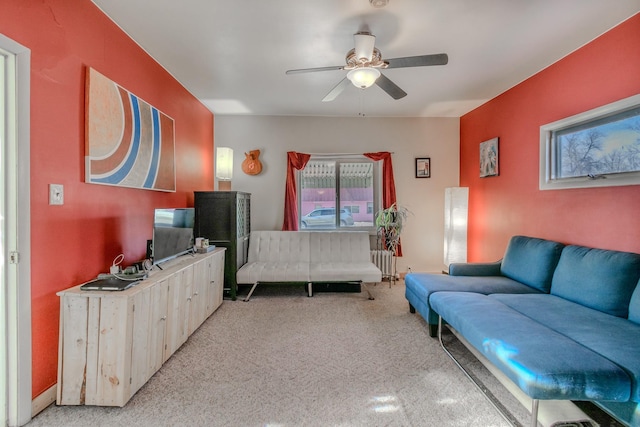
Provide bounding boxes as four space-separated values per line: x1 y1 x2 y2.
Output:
152 208 195 265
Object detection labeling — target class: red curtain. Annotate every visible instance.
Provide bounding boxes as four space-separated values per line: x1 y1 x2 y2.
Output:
364 151 397 210
282 151 311 231
364 151 401 256
282 152 400 254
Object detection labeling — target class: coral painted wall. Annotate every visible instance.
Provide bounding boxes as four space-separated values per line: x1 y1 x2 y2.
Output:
0 0 214 398
460 13 640 262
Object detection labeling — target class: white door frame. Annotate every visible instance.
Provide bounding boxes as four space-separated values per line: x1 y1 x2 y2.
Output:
0 33 31 427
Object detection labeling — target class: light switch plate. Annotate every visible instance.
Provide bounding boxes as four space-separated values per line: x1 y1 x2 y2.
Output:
49 184 64 205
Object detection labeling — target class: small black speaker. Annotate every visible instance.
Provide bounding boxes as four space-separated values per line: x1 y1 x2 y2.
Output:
146 239 153 259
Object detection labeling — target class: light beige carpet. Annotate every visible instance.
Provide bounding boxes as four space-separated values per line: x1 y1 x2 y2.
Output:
28 282 605 427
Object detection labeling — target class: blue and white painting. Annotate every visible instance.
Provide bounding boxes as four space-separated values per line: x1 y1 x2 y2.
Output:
85 67 176 192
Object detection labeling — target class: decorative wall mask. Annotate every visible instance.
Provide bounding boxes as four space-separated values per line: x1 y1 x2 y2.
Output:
242 150 263 175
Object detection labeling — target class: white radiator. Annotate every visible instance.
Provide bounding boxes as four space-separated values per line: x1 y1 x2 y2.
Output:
370 250 393 277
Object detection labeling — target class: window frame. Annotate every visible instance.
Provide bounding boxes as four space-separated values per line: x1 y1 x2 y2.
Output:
297 155 381 232
539 93 640 190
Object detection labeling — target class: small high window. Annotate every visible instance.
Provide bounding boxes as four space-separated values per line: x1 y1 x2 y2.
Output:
540 94 640 190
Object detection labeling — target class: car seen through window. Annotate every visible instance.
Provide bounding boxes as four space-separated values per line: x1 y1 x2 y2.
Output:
300 208 354 228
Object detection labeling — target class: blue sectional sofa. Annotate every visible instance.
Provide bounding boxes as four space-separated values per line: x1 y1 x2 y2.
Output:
405 236 565 337
405 236 640 426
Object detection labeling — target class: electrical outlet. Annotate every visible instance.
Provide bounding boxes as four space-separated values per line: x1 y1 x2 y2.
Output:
49 184 64 205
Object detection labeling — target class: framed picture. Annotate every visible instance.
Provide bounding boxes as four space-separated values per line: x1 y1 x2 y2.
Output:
415 157 431 178
480 137 499 177
85 67 176 192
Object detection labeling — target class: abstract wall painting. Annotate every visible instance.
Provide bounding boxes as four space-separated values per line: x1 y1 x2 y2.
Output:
480 137 499 178
85 67 176 192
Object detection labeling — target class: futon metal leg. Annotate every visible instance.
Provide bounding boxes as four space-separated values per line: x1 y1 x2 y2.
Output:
308 282 313 297
530 399 539 427
437 317 523 427
243 281 259 302
361 282 374 300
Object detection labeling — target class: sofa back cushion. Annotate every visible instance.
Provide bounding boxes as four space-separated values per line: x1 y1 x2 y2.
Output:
551 245 640 317
247 231 310 263
625 280 640 325
500 236 565 292
309 231 371 263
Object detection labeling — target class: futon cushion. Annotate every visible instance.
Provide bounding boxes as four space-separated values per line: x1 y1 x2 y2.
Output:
404 273 543 326
309 262 381 283
247 231 310 263
550 245 640 317
430 292 631 401
628 280 640 325
236 261 309 283
309 231 372 263
499 236 565 292
492 293 640 401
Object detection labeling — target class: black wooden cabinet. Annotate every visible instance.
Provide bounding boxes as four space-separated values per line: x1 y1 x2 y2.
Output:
194 191 250 300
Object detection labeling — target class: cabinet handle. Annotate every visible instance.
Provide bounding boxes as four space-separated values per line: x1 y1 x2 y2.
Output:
187 297 192 301
194 292 199 296
161 316 167 321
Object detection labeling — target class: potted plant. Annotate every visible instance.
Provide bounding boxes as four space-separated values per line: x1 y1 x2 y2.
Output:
375 203 409 258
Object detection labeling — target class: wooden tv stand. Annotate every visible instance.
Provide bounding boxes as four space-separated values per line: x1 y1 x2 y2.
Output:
56 248 225 406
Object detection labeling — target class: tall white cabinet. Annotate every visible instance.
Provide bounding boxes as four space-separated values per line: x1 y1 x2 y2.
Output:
56 248 225 407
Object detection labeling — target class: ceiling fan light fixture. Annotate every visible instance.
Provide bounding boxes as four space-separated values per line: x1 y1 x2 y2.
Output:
347 67 380 89
369 0 389 8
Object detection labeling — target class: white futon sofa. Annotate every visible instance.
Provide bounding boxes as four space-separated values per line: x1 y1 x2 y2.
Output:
236 230 382 301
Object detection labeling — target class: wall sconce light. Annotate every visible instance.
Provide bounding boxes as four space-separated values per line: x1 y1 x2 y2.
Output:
216 147 233 191
444 187 469 271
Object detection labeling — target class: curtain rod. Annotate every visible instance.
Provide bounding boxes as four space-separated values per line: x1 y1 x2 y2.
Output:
306 152 395 157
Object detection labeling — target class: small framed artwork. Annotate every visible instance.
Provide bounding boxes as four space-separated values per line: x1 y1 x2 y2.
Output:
415 157 431 178
480 137 499 177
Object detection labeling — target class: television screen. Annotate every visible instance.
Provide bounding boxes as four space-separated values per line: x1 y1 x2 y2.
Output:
152 208 195 265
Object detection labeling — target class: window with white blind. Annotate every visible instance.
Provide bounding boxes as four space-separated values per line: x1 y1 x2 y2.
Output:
298 156 381 230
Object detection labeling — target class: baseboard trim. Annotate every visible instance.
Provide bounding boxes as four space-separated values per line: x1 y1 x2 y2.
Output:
32 384 56 418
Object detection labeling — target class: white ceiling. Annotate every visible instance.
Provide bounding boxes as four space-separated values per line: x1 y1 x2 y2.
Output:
91 1 640 118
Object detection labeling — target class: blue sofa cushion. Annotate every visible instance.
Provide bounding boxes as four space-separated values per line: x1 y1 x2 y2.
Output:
500 236 565 293
449 261 501 276
404 273 542 326
550 245 640 317
627 280 640 325
492 293 640 402
430 292 631 401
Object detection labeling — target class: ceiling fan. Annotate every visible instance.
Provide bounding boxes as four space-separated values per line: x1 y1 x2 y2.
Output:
285 32 448 102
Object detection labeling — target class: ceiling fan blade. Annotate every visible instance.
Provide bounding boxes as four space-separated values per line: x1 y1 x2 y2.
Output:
354 32 375 62
385 53 448 69
375 73 407 100
322 77 351 102
286 65 345 75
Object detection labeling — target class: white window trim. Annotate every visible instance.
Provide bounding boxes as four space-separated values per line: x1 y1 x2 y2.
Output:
297 155 382 233
539 93 640 190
